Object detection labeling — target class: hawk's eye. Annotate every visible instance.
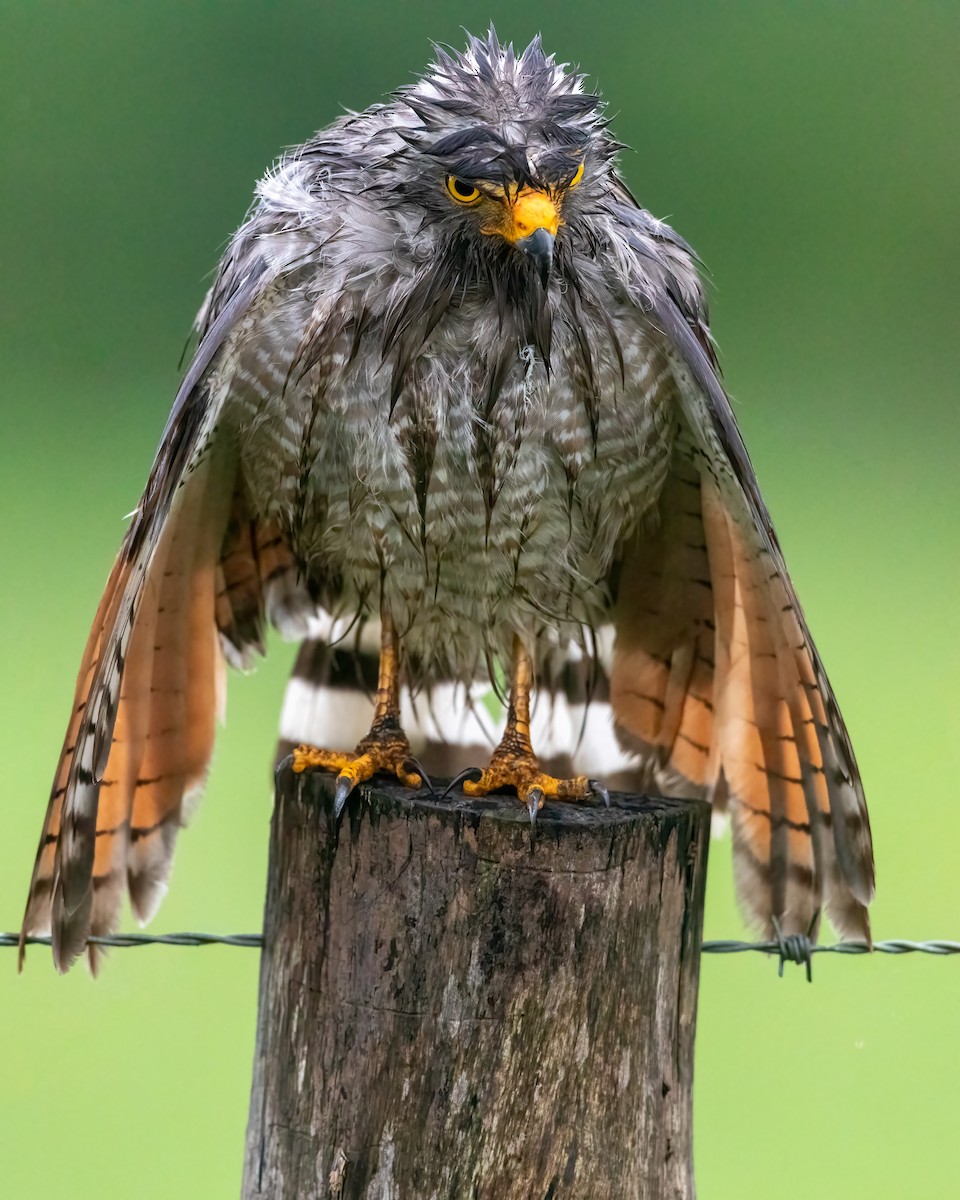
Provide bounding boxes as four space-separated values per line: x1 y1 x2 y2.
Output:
568 162 585 189
446 176 482 205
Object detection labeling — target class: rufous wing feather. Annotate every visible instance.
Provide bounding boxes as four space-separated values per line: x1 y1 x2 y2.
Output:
611 294 874 941
20 266 270 972
215 478 301 670
124 456 232 925
611 421 873 939
610 428 716 797
699 470 824 937
20 450 233 972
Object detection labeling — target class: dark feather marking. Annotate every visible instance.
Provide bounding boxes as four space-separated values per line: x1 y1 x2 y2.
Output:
736 841 816 890
130 818 177 843
676 731 709 754
92 871 122 891
94 822 129 838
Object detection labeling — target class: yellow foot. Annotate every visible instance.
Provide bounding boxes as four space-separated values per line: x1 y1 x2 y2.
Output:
292 728 422 818
461 752 608 824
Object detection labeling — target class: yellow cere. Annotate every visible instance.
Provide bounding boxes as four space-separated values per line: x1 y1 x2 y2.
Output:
503 188 560 243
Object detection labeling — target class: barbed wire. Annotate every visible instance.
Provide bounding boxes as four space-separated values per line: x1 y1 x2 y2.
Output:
702 937 960 980
3 931 958 979
5 932 264 949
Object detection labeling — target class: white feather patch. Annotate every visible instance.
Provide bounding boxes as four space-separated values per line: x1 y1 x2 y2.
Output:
279 677 372 750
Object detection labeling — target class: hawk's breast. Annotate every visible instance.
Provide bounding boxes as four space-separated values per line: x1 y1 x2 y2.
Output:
232 289 676 677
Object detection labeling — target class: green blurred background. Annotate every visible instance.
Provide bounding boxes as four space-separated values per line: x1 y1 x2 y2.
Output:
1 3 957 1196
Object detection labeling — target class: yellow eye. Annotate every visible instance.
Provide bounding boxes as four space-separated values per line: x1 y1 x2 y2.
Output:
446 176 482 205
569 161 585 189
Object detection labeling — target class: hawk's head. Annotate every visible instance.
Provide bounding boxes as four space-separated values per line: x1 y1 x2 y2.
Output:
248 29 689 401
390 29 619 286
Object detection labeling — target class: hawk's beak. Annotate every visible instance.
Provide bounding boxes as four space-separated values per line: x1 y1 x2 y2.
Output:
504 188 559 286
516 227 555 287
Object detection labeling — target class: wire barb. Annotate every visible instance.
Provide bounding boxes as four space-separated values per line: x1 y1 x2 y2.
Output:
770 915 815 981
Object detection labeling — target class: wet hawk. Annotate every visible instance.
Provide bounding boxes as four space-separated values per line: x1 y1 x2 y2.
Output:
21 31 874 972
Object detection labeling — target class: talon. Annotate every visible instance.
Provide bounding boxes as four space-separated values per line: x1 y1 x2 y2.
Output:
394 759 423 789
334 774 354 820
403 758 434 797
590 779 610 808
462 769 494 798
527 787 543 826
441 766 484 801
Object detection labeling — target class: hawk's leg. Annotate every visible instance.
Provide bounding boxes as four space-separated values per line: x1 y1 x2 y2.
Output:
292 607 421 815
463 636 607 821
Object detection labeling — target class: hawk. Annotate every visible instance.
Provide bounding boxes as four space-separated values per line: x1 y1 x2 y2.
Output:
21 31 874 972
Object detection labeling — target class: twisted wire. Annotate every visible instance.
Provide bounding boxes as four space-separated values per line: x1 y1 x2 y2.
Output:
3 930 959 978
6 932 264 949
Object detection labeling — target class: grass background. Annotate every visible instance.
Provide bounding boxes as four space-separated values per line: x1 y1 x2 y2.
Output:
1 3 958 1196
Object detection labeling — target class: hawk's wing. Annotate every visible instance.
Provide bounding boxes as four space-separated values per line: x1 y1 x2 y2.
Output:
19 253 286 973
608 211 875 940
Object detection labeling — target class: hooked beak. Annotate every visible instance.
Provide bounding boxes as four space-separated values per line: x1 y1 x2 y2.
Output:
516 227 555 287
489 187 560 287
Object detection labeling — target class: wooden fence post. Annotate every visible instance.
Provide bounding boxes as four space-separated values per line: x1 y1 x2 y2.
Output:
242 763 710 1200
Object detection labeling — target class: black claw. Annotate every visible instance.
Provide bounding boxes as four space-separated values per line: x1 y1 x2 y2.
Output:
440 766 484 801
334 775 354 820
403 757 436 798
589 779 610 808
527 788 544 827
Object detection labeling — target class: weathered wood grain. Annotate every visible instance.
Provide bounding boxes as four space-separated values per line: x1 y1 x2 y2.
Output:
242 764 709 1200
